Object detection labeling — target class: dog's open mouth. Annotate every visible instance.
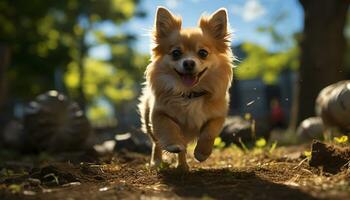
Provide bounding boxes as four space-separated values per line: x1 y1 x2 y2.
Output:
174 67 208 87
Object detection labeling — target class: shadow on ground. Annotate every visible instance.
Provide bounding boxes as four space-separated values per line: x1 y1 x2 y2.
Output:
160 168 317 200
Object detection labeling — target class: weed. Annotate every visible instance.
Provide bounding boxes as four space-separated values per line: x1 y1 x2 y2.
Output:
269 141 278 154
255 138 267 148
213 137 226 149
333 135 348 145
304 151 312 160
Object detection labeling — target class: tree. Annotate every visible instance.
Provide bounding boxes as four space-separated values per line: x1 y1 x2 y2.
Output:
0 0 145 111
0 45 10 115
235 42 298 84
296 0 350 124
344 11 350 77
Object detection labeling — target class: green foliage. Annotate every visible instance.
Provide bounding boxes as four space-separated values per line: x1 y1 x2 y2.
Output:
213 137 226 149
257 11 289 46
236 9 299 84
235 42 299 84
238 138 249 153
156 161 171 171
304 151 311 160
253 138 278 155
333 135 348 145
8 184 22 194
255 138 267 148
87 103 111 123
0 0 146 105
269 141 278 154
64 57 143 104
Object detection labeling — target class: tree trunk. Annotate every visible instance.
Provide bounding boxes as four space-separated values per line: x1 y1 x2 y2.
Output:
0 45 10 111
77 33 87 111
297 0 350 124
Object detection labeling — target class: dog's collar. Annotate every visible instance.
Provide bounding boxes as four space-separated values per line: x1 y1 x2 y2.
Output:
182 91 207 99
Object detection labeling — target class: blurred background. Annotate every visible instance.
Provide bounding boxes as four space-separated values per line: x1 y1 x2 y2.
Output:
0 0 349 152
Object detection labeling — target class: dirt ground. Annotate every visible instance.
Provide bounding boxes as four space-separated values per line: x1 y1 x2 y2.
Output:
1 144 350 200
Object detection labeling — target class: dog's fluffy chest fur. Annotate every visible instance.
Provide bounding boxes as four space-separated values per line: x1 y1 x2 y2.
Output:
163 96 208 130
153 95 208 142
152 92 228 140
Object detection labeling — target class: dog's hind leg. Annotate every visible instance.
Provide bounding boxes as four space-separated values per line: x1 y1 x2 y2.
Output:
150 142 163 168
176 149 189 171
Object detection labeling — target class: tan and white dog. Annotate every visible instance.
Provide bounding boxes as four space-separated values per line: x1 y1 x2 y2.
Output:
138 7 233 170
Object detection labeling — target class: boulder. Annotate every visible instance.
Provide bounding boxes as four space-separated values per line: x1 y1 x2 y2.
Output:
220 116 254 146
114 129 151 154
23 90 93 153
297 117 324 142
315 80 350 132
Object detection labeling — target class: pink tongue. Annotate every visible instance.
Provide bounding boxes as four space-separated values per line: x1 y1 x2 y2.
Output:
182 74 197 86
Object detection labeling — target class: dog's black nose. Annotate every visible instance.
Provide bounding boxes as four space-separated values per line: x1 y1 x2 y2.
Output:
183 59 195 71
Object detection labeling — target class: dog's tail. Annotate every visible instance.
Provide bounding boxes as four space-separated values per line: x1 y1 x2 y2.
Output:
138 87 156 141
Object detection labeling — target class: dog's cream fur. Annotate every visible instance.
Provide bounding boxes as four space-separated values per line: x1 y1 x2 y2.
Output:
138 7 233 170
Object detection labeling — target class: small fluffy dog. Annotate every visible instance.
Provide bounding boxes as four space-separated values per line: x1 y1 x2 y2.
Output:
138 7 233 170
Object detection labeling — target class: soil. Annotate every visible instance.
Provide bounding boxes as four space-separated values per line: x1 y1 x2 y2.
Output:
1 145 350 200
310 140 350 174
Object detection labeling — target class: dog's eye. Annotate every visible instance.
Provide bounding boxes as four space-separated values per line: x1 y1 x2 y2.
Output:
198 49 208 59
171 49 182 60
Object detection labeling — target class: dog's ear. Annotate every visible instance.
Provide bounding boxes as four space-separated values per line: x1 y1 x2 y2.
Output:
154 7 181 38
199 8 229 41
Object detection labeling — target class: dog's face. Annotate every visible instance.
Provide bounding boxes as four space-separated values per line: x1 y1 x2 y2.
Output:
149 7 232 92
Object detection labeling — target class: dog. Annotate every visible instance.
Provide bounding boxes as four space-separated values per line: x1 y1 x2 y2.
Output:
138 6 233 170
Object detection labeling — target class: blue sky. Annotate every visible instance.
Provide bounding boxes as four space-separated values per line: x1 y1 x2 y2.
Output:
89 0 304 59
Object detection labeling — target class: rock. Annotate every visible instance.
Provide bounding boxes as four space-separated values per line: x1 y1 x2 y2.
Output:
93 129 151 155
220 116 271 147
315 80 350 132
114 129 151 154
297 117 324 142
220 116 254 146
93 140 116 154
309 140 350 174
22 90 93 153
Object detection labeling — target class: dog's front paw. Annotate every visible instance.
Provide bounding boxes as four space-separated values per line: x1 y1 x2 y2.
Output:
164 144 185 153
194 150 211 162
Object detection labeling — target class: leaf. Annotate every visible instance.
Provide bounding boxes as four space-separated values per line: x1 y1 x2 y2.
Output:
8 184 22 194
304 151 311 159
244 113 252 121
334 135 348 144
255 138 267 148
269 141 278 154
214 137 225 149
238 138 249 153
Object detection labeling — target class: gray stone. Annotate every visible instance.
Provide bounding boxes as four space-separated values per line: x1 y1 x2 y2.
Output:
316 80 350 132
297 117 324 142
23 90 93 153
220 116 254 146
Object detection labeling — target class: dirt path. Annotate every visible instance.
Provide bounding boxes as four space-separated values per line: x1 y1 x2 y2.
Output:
1 146 350 200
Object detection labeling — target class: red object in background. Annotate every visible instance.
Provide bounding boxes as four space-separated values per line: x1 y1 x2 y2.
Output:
270 99 285 128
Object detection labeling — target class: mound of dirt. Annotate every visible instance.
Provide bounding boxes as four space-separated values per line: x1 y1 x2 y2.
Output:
309 140 350 174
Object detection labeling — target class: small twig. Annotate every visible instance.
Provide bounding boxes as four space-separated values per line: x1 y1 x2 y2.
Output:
293 157 308 170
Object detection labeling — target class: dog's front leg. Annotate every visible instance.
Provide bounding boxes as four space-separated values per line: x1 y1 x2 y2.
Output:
152 111 186 153
194 117 225 162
